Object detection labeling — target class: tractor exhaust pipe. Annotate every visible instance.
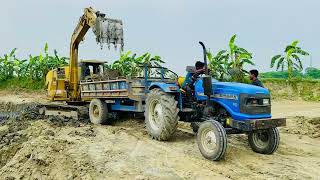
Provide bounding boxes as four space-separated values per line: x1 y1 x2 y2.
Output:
199 41 208 75
199 41 213 104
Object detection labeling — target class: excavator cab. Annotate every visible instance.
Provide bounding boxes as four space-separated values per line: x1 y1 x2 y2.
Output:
79 60 106 80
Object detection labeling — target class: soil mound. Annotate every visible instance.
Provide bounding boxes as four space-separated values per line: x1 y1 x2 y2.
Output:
281 116 320 138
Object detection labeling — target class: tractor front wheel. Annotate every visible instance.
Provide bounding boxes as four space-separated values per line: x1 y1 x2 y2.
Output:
145 88 179 141
248 128 280 154
197 120 227 161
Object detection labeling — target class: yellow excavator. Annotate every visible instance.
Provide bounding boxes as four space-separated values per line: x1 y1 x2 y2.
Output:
46 7 124 103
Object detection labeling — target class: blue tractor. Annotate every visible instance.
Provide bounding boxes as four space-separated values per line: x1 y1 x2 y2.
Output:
142 42 286 161
79 42 286 161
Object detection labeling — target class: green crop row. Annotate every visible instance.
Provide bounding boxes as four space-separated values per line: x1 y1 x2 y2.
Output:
0 43 68 82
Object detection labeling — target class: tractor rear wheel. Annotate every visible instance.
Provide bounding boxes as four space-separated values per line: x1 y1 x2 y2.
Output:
248 128 280 154
145 88 179 141
197 120 227 161
89 99 109 125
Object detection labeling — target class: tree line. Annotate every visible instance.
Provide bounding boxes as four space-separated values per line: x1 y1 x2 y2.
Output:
0 35 316 89
261 68 320 79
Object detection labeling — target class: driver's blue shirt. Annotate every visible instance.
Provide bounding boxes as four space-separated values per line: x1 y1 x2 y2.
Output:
182 72 193 89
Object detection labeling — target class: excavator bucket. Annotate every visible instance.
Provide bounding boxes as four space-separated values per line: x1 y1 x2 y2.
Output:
92 12 124 50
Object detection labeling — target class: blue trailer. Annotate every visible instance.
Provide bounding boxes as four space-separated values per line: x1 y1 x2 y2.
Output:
79 43 286 161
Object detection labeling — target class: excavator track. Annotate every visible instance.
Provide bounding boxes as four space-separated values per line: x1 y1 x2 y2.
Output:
38 103 89 120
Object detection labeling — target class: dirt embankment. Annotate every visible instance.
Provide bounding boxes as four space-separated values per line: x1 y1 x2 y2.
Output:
0 95 319 179
281 116 320 138
263 80 320 101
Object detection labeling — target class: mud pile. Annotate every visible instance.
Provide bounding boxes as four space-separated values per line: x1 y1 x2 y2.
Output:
0 102 42 169
0 102 43 122
0 120 96 179
281 116 320 138
0 102 92 179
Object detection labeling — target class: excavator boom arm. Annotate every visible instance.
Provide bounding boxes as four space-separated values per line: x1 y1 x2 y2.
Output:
68 7 124 101
69 7 97 100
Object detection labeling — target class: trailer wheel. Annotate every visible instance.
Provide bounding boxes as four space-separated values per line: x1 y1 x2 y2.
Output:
248 128 280 154
145 88 179 141
197 120 227 161
191 122 201 133
89 99 109 125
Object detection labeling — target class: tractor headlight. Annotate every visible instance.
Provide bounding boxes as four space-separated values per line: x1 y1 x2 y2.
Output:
263 98 270 105
247 98 259 106
246 98 270 106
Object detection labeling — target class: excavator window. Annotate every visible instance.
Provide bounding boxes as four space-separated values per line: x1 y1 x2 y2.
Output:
57 67 66 79
81 63 104 80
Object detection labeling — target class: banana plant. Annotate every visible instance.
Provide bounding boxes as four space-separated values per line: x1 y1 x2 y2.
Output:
38 43 51 81
0 43 68 85
13 58 28 79
0 56 4 80
52 49 68 67
207 49 230 80
27 43 68 81
271 40 309 80
135 52 165 77
111 51 165 77
208 34 254 82
111 51 135 76
27 54 38 79
0 48 17 80
228 35 254 75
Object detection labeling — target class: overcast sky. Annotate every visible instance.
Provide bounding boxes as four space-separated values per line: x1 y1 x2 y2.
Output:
0 0 319 75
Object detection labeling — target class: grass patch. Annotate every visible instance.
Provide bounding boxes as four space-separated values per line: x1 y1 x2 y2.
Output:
0 78 44 91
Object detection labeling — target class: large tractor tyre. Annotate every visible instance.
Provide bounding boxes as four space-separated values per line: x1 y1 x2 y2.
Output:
197 120 227 161
89 99 109 125
145 88 179 141
191 122 201 133
248 127 280 154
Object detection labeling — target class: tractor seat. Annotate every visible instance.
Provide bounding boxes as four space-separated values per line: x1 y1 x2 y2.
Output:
177 76 185 88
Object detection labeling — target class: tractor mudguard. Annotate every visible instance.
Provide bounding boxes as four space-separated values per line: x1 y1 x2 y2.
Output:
148 82 180 93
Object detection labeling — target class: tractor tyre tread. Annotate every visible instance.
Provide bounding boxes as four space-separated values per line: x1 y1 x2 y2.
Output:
248 127 280 154
197 120 227 161
145 88 179 141
89 99 109 125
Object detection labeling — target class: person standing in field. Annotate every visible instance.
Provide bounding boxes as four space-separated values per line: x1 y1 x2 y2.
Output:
249 69 264 88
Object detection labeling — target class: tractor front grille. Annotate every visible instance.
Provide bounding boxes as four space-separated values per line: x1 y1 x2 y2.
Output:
239 93 271 115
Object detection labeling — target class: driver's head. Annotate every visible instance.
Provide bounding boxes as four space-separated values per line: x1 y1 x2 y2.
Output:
195 61 205 70
249 69 259 80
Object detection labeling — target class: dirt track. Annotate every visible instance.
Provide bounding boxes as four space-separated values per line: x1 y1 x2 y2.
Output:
0 92 319 179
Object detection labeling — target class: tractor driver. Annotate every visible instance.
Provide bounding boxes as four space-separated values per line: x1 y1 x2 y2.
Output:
249 69 264 88
182 61 205 91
